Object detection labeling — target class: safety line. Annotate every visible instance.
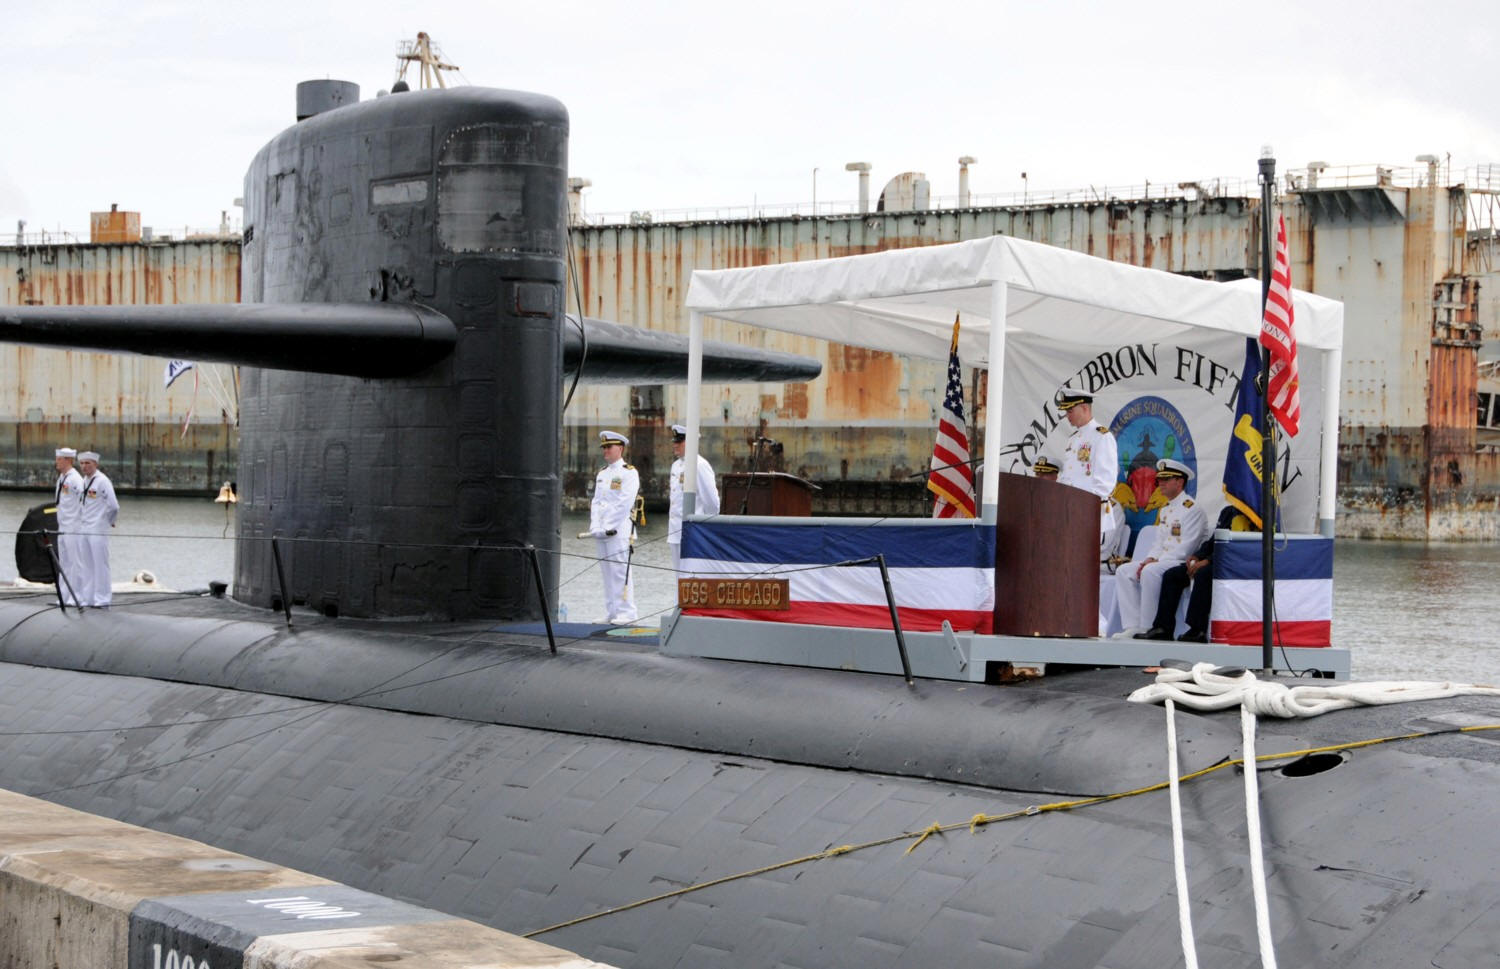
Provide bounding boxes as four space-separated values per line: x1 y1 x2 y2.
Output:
523 722 1500 937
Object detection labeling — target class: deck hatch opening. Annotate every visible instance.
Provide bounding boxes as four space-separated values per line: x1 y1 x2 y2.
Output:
1278 752 1345 777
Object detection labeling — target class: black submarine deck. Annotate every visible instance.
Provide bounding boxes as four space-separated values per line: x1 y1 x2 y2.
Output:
4 593 1500 969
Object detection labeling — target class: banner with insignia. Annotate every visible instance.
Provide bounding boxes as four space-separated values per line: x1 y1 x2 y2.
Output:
996 328 1323 536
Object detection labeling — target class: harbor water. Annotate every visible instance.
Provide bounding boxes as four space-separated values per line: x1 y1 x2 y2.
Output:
2 493 1494 683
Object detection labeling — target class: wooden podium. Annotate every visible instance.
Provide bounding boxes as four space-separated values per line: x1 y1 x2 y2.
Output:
721 472 820 517
994 473 1101 637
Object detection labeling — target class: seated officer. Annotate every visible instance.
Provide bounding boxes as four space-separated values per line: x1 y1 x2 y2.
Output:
1137 506 1255 642
1114 458 1207 638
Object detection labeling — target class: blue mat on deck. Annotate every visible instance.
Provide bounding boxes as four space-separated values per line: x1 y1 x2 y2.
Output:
491 621 660 644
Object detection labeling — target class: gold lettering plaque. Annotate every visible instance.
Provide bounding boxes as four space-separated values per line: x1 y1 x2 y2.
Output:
678 578 790 610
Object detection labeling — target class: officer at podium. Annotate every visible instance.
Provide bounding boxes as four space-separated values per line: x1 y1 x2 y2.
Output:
1056 390 1121 554
1056 391 1118 499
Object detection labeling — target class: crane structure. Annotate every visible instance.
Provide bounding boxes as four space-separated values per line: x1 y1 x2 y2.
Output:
394 32 460 89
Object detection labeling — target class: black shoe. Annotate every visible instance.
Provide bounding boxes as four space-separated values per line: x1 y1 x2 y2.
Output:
1134 627 1173 641
1177 629 1208 643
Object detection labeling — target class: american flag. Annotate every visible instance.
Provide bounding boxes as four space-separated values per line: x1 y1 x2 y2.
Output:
1260 212 1300 436
928 315 977 518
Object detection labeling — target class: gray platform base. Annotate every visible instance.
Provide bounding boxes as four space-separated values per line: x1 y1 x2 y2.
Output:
660 613 1351 681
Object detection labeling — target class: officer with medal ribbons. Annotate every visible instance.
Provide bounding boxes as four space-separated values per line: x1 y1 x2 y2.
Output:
1113 458 1207 637
589 430 640 624
74 450 120 608
1055 390 1121 549
53 447 84 604
667 423 720 574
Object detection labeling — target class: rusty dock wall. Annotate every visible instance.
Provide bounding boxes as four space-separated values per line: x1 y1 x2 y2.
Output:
0 239 240 493
565 173 1500 538
7 169 1500 537
563 199 1256 516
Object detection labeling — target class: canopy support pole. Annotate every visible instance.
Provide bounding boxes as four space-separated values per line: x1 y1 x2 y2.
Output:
980 279 1008 525
684 310 704 517
1318 347 1340 538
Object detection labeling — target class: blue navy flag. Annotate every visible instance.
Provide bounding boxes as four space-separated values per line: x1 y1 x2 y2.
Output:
1223 337 1270 528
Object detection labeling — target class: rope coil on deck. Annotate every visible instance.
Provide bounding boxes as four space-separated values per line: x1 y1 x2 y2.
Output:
1129 661 1500 716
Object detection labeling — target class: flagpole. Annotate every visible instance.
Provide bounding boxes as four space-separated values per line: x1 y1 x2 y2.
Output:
1257 146 1277 676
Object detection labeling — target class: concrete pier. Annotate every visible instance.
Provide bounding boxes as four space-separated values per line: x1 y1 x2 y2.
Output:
0 788 608 969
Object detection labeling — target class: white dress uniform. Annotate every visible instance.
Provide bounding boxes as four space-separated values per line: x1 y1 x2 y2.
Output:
1115 488 1207 632
1101 498 1127 560
54 462 85 605
590 454 640 623
1059 421 1120 542
1059 421 1119 499
669 454 720 574
75 465 120 607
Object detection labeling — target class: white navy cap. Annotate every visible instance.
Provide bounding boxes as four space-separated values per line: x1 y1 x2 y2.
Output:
55 447 77 458
1156 458 1193 481
670 424 688 441
1055 389 1094 411
599 430 629 447
78 451 101 463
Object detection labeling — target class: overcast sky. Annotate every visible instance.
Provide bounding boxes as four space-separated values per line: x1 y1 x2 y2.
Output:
4 0 1497 237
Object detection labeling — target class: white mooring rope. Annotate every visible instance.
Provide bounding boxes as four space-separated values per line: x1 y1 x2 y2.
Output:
1140 660 1500 969
1240 702 1278 969
1130 662 1500 717
1164 697 1200 969
1142 661 1500 968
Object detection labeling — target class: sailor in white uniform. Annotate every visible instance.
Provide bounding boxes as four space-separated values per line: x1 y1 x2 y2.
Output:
1055 391 1123 561
1114 458 1207 636
589 430 640 624
74 451 120 608
667 423 720 574
53 447 85 605
1056 391 1118 501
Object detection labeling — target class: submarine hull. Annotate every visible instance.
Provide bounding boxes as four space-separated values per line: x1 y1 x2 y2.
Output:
2 598 1498 968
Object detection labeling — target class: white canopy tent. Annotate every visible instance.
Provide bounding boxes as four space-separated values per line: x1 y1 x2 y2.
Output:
681 235 1344 531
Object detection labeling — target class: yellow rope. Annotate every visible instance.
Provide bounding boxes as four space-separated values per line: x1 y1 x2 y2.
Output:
523 843 866 938
522 722 1500 938
904 822 945 855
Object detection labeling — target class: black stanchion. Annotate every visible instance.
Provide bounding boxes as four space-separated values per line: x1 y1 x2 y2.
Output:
270 537 293 627
526 545 557 655
874 553 913 686
44 541 77 614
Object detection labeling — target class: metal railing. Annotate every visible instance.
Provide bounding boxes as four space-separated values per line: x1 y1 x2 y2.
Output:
576 162 1500 226
2 226 242 248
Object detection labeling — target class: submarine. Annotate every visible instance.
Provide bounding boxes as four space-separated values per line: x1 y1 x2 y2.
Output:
3 78 1500 969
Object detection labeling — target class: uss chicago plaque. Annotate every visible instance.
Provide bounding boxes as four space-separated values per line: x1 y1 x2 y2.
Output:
678 578 790 610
